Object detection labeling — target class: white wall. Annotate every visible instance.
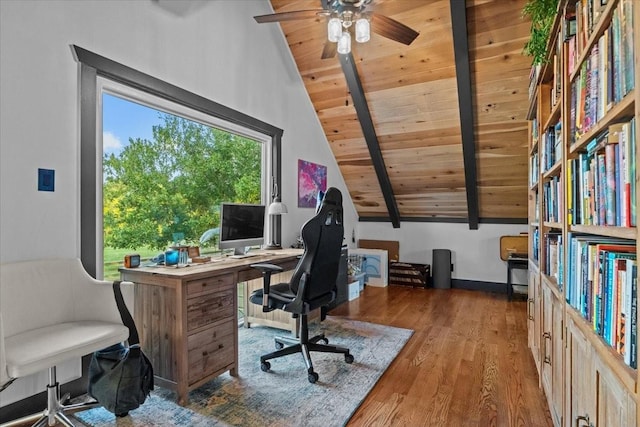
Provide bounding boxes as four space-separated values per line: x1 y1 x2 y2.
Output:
357 222 528 284
0 0 356 406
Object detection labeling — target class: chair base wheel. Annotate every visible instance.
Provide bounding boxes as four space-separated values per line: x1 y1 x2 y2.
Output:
307 371 319 383
261 361 271 372
345 353 354 364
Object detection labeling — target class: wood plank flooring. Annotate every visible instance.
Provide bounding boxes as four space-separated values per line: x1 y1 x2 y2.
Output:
329 286 553 427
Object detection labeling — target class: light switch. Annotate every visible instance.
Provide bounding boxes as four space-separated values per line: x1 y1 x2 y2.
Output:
38 168 55 192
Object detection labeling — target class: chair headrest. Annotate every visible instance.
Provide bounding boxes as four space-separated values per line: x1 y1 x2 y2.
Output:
320 187 342 208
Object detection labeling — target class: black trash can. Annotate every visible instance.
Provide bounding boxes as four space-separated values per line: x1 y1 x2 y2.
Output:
432 249 452 289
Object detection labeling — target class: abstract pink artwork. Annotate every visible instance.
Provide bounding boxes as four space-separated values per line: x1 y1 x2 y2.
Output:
298 159 327 208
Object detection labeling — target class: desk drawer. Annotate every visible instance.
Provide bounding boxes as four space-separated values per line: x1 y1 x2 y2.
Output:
186 274 235 296
187 320 234 384
187 288 234 331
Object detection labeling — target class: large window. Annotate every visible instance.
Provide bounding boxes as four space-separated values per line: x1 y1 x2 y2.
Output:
100 84 267 279
73 45 283 279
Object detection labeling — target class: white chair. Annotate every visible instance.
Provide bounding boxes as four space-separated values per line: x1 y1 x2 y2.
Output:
0 258 132 427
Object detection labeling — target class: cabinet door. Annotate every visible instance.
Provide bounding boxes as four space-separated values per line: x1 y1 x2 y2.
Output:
528 269 540 371
541 283 562 426
550 297 563 426
565 318 595 427
541 284 553 396
595 357 637 427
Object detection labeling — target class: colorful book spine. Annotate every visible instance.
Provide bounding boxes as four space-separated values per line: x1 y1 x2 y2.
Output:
604 142 617 225
631 264 637 368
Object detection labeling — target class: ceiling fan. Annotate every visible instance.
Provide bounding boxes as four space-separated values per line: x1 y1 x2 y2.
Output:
253 0 419 59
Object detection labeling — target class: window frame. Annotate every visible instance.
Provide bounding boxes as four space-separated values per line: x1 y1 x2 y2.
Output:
72 45 283 278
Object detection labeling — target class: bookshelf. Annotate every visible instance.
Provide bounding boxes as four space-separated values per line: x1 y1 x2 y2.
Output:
527 0 638 426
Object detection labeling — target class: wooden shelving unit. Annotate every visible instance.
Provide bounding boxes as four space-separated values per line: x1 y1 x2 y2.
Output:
527 1 639 426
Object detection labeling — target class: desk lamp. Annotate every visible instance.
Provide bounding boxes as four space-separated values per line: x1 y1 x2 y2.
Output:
265 183 288 250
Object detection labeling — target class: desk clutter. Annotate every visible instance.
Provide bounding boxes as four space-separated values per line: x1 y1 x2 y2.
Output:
351 239 431 290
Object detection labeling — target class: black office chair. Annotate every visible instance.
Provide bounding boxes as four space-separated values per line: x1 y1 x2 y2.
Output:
250 187 353 383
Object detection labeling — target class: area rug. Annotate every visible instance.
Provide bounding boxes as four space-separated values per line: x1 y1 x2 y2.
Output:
75 317 413 427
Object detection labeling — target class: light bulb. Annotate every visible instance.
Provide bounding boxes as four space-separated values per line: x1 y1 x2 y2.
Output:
337 31 351 54
328 17 341 43
355 18 370 43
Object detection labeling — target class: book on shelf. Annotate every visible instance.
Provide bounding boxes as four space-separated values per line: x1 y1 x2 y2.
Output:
545 231 563 285
528 64 540 101
566 233 637 367
602 249 635 346
617 257 636 362
595 243 635 358
564 9 577 41
630 118 636 226
572 120 635 227
571 1 635 140
570 79 578 145
597 152 606 226
604 142 616 225
630 265 637 368
622 0 635 95
567 160 573 224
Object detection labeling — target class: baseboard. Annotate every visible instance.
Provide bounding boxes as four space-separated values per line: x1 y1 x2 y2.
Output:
451 278 508 293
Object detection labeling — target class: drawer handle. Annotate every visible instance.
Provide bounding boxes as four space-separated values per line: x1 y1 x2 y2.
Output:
543 332 551 365
527 298 534 321
218 344 224 349
575 414 592 427
202 351 208 356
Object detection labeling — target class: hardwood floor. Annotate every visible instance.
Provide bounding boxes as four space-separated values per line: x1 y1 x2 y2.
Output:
329 286 553 427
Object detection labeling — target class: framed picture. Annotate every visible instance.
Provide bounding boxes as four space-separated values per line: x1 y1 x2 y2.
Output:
298 159 327 208
348 248 388 287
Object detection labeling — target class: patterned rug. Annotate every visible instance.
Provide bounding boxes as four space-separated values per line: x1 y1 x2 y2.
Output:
75 317 413 427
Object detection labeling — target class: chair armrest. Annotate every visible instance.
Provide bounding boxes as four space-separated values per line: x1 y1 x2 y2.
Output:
71 278 135 324
250 263 284 274
250 263 284 312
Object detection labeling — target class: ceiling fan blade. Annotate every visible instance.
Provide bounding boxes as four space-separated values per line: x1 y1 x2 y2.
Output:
321 40 337 59
254 9 326 24
370 13 419 45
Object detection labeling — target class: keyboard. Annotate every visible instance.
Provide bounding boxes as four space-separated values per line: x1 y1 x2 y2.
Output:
229 253 257 259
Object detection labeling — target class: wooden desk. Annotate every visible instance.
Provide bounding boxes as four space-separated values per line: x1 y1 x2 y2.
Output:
120 249 302 405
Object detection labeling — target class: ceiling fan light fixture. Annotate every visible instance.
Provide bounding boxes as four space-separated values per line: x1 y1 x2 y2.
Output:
355 18 370 43
327 17 341 42
337 30 351 54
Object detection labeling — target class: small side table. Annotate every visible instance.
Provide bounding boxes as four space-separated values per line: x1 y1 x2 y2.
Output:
507 256 528 301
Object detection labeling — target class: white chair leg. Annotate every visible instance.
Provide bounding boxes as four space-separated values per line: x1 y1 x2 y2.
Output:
0 366 101 427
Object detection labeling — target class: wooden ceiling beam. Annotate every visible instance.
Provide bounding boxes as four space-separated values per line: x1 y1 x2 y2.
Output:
339 52 401 228
450 0 479 230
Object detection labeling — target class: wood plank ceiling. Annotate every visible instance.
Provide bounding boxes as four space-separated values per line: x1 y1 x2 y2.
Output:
268 0 533 226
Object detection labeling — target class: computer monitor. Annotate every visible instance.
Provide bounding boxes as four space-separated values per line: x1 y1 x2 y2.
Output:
219 203 266 255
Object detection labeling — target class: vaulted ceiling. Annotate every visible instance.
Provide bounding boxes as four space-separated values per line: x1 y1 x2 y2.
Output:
265 0 533 228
